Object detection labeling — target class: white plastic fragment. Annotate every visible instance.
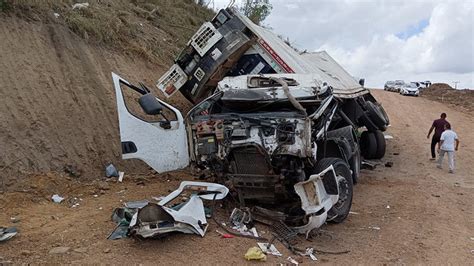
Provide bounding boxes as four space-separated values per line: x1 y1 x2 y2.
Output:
72 3 89 10
369 226 381 230
52 194 64 203
152 196 165 201
250 227 259 237
300 248 317 261
53 13 60 18
287 256 299 265
384 134 394 139
118 171 125 182
386 205 390 209
349 211 359 215
257 243 282 256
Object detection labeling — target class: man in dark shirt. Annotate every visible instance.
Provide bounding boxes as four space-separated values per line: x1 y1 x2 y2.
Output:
427 113 449 160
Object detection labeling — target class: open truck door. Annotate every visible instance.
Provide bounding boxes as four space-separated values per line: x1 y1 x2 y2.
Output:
112 73 189 173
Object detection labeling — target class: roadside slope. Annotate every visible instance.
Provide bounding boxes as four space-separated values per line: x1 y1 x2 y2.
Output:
0 15 193 185
0 89 472 264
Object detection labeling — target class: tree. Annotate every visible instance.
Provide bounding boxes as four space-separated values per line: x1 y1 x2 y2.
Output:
240 0 272 25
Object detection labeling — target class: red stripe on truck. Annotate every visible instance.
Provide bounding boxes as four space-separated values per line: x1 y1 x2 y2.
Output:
258 39 295 73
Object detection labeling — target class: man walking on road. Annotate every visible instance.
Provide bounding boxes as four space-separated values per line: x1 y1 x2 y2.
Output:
436 123 459 173
427 113 449 160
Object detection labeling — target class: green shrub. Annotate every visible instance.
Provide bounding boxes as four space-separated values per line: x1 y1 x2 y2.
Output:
0 0 11 12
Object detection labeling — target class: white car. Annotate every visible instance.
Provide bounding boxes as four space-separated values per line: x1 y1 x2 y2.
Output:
399 83 420 96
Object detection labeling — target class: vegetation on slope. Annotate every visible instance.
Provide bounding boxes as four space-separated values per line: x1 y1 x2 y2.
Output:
1 0 215 64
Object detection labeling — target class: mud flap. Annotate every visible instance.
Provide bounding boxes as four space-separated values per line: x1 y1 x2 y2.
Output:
112 73 189 173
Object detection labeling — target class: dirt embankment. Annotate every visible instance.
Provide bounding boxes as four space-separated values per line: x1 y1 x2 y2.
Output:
421 83 474 113
0 90 473 264
0 1 210 187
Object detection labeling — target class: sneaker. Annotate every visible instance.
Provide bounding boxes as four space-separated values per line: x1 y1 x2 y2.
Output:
448 170 454 174
436 165 442 169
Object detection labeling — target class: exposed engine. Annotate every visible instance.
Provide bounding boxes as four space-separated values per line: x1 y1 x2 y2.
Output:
189 113 314 204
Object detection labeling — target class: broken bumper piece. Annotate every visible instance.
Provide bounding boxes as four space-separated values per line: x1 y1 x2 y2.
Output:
292 165 339 237
128 181 229 239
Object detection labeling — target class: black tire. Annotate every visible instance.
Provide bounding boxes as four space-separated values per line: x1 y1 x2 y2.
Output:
359 112 378 132
315 158 353 223
349 143 361 184
366 101 387 131
377 103 390 126
373 130 386 159
360 131 377 159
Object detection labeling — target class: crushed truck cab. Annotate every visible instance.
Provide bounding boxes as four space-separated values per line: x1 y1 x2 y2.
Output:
112 7 390 235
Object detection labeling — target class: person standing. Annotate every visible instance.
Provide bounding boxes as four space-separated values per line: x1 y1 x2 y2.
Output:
436 123 459 173
427 113 449 160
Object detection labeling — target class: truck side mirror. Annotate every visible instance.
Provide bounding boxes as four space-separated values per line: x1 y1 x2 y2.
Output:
359 78 365 87
139 93 163 115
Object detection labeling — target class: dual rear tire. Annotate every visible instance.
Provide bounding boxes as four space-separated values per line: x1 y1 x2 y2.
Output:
360 130 386 159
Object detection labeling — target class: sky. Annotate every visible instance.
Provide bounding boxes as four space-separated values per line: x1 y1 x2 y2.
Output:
211 0 474 89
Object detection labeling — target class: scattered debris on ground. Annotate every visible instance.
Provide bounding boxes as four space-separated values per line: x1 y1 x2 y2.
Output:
0 227 17 242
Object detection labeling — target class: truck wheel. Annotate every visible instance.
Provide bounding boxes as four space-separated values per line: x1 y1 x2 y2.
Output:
366 101 387 131
350 143 361 184
315 158 353 223
373 130 386 159
359 112 378 132
360 131 377 159
377 103 390 126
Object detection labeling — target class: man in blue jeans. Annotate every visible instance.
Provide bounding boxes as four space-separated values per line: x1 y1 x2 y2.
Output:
427 113 449 160
436 123 460 173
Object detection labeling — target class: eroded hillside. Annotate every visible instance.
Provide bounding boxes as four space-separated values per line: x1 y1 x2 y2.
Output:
0 0 212 187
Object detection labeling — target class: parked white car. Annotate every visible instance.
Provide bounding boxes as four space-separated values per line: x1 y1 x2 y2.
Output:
399 83 420 96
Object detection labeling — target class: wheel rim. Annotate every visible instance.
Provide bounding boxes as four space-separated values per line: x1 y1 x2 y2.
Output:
333 175 350 211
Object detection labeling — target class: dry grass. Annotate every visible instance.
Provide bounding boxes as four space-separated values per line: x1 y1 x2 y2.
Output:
2 0 215 63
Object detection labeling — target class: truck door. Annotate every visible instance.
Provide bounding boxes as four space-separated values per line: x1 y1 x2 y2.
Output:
112 73 189 173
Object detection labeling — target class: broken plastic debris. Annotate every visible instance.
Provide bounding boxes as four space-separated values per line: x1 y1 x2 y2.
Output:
229 208 251 227
216 230 234 238
72 2 89 10
152 196 165 201
369 226 381 230
52 194 64 203
0 227 17 242
128 181 229 238
250 227 259 237
257 243 282 256
53 12 60 18
244 247 266 261
349 211 359 215
286 256 299 265
105 164 119 178
298 247 317 261
118 171 125 182
384 134 393 139
386 205 390 209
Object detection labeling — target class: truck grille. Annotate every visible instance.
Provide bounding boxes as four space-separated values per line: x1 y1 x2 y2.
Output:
190 22 223 57
156 64 187 97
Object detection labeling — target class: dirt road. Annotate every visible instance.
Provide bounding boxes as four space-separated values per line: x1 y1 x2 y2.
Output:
1 90 473 264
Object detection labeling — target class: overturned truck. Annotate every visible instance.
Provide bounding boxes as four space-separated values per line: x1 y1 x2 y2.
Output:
112 8 389 235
